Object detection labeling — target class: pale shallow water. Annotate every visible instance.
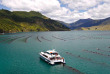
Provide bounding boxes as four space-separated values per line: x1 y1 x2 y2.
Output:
0 31 110 74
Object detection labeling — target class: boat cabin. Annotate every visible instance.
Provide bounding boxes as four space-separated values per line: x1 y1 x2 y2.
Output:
46 50 59 56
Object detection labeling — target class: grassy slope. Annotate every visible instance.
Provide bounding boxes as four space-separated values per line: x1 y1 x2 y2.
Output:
0 9 69 33
80 24 110 31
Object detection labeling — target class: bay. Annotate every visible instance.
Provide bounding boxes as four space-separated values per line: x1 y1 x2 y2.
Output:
0 31 110 74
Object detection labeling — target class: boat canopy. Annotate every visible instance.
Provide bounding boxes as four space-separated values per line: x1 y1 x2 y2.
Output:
46 49 58 54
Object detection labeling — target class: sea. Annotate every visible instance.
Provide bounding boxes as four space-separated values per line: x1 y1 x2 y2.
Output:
0 31 110 74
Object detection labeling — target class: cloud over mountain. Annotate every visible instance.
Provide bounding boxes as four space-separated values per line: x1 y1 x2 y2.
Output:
0 0 110 23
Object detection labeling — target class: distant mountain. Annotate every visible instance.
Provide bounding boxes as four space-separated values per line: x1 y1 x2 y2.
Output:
69 18 100 29
56 20 71 28
79 17 110 30
65 17 110 30
0 9 69 33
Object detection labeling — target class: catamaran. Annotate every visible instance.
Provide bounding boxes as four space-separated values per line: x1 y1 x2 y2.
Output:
39 49 65 65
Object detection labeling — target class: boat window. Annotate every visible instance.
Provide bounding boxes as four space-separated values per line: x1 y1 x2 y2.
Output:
50 57 62 60
50 58 54 60
43 54 48 58
51 53 58 55
45 52 50 54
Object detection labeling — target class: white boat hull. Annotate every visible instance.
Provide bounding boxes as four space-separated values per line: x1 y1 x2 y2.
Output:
40 53 65 65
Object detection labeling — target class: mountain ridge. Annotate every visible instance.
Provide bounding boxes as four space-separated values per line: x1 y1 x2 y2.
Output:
64 17 110 30
0 9 70 33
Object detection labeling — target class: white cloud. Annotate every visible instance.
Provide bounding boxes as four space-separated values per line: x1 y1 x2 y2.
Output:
61 0 105 10
60 0 102 10
1 0 60 12
1 0 110 23
87 3 110 19
59 0 110 22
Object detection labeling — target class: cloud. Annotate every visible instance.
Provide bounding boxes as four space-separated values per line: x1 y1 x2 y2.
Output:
1 0 110 23
60 0 110 21
87 3 110 19
1 0 60 11
60 0 103 10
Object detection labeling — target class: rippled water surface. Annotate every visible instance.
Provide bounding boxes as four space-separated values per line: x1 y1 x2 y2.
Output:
0 31 110 74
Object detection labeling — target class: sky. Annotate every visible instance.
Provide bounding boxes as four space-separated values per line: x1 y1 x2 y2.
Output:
0 0 110 23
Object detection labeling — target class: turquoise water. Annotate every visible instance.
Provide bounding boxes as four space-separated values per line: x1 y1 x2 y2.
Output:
0 31 110 74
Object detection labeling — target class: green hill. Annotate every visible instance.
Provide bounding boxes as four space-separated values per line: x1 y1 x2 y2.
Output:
0 9 69 33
